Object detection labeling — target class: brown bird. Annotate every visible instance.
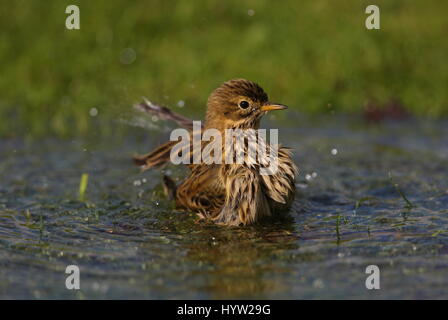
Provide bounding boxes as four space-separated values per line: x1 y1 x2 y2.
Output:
133 79 297 226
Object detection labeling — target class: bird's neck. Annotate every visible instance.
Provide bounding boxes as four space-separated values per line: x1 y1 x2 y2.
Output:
205 117 261 132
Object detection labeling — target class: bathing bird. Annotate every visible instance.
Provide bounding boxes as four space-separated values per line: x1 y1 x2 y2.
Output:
133 79 297 226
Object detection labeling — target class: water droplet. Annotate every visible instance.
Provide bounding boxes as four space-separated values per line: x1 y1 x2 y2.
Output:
331 148 338 155
120 48 136 64
89 107 98 117
177 100 185 108
313 279 325 289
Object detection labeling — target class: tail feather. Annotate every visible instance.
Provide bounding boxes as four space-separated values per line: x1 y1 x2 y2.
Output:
162 175 177 200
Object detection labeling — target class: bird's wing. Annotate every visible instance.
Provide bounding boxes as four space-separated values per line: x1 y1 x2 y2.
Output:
134 97 203 131
175 165 225 215
133 98 205 171
133 140 180 171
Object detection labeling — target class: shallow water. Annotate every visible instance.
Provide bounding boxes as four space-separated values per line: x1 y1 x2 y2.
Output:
1 114 447 299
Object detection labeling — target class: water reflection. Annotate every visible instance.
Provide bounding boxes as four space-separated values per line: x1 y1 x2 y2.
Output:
180 219 299 298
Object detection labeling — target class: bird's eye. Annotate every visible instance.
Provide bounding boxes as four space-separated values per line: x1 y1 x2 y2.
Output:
239 101 250 109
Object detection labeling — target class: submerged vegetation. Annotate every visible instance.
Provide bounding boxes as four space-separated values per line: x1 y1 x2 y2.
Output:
0 0 447 137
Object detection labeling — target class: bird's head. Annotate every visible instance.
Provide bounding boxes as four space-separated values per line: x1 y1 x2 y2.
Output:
205 79 287 130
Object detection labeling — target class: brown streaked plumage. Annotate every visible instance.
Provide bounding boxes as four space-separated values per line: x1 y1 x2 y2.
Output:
133 79 297 226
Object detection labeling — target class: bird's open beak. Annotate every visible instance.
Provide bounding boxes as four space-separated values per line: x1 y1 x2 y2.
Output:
260 103 288 112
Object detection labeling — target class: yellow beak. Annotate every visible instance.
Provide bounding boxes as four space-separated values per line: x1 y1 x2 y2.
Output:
260 103 288 112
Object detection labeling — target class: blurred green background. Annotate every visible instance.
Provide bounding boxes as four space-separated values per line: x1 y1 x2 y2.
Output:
0 0 447 137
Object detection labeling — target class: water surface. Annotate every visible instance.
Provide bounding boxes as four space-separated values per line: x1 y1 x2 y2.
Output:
1 114 447 299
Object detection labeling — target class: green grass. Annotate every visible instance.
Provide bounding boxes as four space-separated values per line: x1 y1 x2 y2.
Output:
388 172 415 209
79 173 89 201
0 0 447 137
